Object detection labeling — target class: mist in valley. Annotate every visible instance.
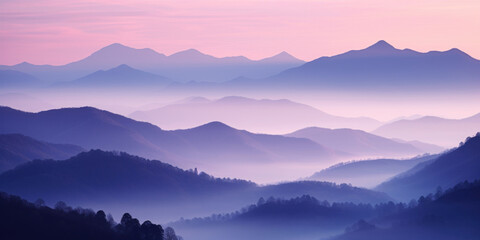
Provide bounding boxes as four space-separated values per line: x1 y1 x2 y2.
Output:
1 2 480 239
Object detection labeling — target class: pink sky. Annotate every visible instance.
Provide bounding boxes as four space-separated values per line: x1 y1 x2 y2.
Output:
0 0 479 65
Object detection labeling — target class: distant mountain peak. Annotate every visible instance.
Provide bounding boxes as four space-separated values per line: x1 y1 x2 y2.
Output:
366 40 396 51
97 43 131 52
170 48 206 57
203 121 231 128
113 64 134 70
261 51 304 63
273 51 294 58
184 48 203 54
96 64 158 76
331 40 402 59
42 106 103 115
183 96 211 103
12 61 37 67
87 43 165 60
85 64 139 75
194 121 235 131
18 61 33 66
217 96 251 102
106 42 126 48
444 48 472 58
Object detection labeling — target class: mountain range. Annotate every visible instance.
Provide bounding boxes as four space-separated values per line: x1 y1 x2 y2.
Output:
0 43 305 83
372 113 480 147
230 40 480 92
2 40 479 93
130 96 382 133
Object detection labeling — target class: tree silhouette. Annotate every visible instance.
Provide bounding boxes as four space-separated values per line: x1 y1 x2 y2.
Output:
141 221 164 240
0 192 169 240
165 227 178 240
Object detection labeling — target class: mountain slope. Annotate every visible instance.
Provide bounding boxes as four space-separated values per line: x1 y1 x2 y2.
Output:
307 154 438 188
130 96 382 133
0 134 84 173
375 133 480 200
0 106 346 183
231 40 480 91
286 127 440 158
372 114 480 147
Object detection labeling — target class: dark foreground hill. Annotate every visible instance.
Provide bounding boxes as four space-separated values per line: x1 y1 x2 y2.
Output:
0 150 390 222
334 180 480 240
0 191 176 240
172 194 398 240
172 195 377 240
174 180 480 240
0 150 255 204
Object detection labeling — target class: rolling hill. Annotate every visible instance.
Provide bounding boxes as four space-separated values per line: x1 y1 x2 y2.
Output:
307 154 438 188
286 127 442 158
